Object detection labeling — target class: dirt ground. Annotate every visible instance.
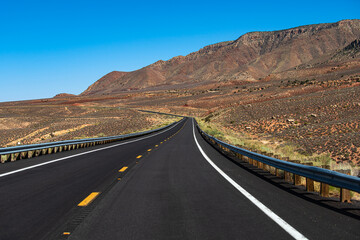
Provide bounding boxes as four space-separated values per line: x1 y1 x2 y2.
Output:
1 61 359 170
0 104 178 147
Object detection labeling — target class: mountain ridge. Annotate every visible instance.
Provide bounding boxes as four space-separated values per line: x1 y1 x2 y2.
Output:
81 19 360 96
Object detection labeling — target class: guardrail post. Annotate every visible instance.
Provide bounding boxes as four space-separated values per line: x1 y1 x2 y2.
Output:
305 162 314 192
258 152 264 169
340 188 351 203
274 155 280 176
48 148 53 154
282 157 291 182
236 153 243 161
11 153 20 161
41 148 48 155
251 150 258 167
1 154 10 163
253 158 258 167
338 169 351 203
27 151 34 158
34 150 41 157
264 153 273 172
320 165 330 197
246 150 252 164
20 151 28 159
249 156 253 164
290 160 301 185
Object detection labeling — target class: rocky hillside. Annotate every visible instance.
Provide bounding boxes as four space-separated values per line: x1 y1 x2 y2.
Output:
82 19 360 96
331 38 360 61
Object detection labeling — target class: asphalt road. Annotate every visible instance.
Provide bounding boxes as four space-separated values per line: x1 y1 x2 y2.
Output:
0 118 359 240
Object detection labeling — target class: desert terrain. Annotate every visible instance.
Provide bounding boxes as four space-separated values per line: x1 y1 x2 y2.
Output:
0 102 179 148
1 20 359 178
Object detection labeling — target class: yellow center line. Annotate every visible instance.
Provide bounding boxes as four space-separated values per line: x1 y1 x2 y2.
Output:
136 155 142 159
78 192 100 207
147 149 152 152
155 145 158 147
119 166 128 172
63 232 71 235
160 142 163 144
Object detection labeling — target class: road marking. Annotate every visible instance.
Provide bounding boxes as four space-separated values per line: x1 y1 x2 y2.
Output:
78 192 100 207
119 167 128 172
155 145 158 147
160 142 163 144
192 119 307 240
136 155 142 159
147 149 152 152
63 232 71 235
0 120 183 178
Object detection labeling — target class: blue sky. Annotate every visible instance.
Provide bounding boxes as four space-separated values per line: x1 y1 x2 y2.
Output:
0 0 359 102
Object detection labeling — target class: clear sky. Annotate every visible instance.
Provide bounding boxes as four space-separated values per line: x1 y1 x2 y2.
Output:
0 0 359 102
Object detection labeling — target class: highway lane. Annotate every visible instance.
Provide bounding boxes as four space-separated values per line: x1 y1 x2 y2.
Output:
0 119 185 240
68 118 360 240
1 117 359 240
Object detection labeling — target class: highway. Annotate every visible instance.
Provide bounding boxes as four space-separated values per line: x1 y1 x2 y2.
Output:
0 118 359 240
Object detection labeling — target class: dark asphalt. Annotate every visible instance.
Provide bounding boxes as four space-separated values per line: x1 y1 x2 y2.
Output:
0 119 184 240
0 118 359 240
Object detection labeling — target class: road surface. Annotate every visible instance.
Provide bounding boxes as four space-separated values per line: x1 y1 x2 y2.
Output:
0 118 359 240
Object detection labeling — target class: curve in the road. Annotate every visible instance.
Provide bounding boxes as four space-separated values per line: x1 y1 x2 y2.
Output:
0 118 359 240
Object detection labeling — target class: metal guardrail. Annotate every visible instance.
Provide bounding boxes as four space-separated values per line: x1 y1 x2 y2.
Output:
0 119 182 163
195 121 360 199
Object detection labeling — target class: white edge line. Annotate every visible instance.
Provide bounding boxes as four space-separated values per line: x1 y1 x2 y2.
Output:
0 120 183 178
192 119 308 240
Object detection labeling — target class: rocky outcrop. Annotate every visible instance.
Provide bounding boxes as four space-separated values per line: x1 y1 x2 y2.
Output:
53 93 77 98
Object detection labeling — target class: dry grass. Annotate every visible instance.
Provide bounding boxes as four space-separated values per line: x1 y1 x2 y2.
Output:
0 105 180 147
197 118 332 165
196 118 360 201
